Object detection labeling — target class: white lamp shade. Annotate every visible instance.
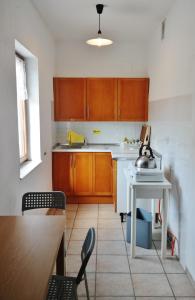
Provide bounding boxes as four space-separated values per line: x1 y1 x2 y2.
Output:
86 36 113 47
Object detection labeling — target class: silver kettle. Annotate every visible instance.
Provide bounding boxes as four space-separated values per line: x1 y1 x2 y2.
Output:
135 144 157 169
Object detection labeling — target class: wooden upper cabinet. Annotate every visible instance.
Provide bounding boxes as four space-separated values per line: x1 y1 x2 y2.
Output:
86 78 117 121
93 153 113 195
54 78 86 121
52 152 73 195
73 153 93 195
53 77 149 122
117 78 149 121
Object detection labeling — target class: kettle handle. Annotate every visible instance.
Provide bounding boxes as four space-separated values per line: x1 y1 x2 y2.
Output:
139 144 144 156
148 146 155 158
139 144 155 158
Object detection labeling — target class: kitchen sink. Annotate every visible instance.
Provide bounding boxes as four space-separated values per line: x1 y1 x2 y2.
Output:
58 143 84 149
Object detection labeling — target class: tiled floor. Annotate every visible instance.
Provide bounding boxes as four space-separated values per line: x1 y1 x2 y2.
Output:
65 203 195 300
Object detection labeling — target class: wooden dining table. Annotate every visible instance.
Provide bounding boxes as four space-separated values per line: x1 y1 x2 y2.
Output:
0 216 66 300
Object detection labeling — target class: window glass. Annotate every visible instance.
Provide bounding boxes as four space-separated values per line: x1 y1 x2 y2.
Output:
15 55 28 163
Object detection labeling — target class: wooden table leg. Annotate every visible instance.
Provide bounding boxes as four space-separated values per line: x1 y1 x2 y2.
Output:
161 189 168 259
130 187 136 258
56 232 65 275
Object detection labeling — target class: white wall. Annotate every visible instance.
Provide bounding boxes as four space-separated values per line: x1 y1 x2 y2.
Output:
148 0 195 279
55 40 148 77
0 0 55 214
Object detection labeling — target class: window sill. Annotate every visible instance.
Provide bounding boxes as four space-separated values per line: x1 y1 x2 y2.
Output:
20 159 42 179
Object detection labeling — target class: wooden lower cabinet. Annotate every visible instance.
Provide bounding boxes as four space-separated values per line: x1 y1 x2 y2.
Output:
52 152 115 204
73 153 93 195
93 153 113 195
52 152 73 195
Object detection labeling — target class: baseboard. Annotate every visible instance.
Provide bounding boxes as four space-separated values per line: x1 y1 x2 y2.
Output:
185 267 195 288
67 196 113 204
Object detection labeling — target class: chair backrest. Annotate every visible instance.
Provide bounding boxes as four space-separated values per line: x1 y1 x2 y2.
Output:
76 227 96 284
22 192 66 213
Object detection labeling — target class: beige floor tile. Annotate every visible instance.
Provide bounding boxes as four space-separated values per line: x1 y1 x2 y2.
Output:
67 240 96 254
152 228 162 241
161 257 185 273
97 255 129 273
98 210 120 219
78 204 98 211
71 228 92 240
66 204 78 211
98 228 124 240
67 240 84 255
78 298 94 300
66 255 96 273
97 241 126 255
153 240 172 256
132 274 173 296
126 242 158 256
74 219 97 228
66 217 75 228
98 219 122 229
176 297 195 300
76 210 98 218
96 297 135 300
129 256 164 273
65 229 72 242
136 298 174 300
167 274 195 297
66 210 77 219
96 273 134 296
67 272 95 296
99 204 115 211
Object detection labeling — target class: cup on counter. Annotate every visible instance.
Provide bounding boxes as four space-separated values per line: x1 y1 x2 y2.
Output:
120 141 129 151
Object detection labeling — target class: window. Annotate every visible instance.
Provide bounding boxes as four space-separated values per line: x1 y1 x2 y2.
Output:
15 54 29 163
15 40 41 179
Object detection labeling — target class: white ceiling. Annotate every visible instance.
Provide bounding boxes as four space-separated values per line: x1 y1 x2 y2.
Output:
31 0 175 43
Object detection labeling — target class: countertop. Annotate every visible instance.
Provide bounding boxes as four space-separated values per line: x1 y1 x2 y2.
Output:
52 143 139 160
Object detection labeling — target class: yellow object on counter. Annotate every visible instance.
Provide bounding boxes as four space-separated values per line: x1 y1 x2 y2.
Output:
93 129 101 135
67 130 85 144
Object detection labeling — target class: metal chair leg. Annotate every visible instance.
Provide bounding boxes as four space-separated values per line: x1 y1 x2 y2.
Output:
84 271 90 300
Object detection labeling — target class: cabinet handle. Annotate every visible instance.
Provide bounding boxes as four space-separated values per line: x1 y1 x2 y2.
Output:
87 105 90 120
70 155 73 168
111 159 113 168
74 156 76 168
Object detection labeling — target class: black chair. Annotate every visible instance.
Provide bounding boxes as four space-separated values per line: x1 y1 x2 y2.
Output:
22 191 66 215
47 227 96 300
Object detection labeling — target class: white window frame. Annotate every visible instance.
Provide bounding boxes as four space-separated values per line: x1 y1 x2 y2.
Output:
15 40 42 179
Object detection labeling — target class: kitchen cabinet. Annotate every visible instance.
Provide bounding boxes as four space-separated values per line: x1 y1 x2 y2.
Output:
86 78 117 121
93 153 113 195
52 152 73 195
53 77 149 122
73 153 93 195
54 78 86 121
52 152 114 203
117 78 149 121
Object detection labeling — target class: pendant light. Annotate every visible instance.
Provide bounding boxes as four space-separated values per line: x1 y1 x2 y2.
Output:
86 4 113 47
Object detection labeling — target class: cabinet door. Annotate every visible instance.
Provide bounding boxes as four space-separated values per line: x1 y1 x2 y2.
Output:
118 78 149 121
86 78 117 121
52 153 73 195
54 78 86 121
73 153 93 195
93 153 113 195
